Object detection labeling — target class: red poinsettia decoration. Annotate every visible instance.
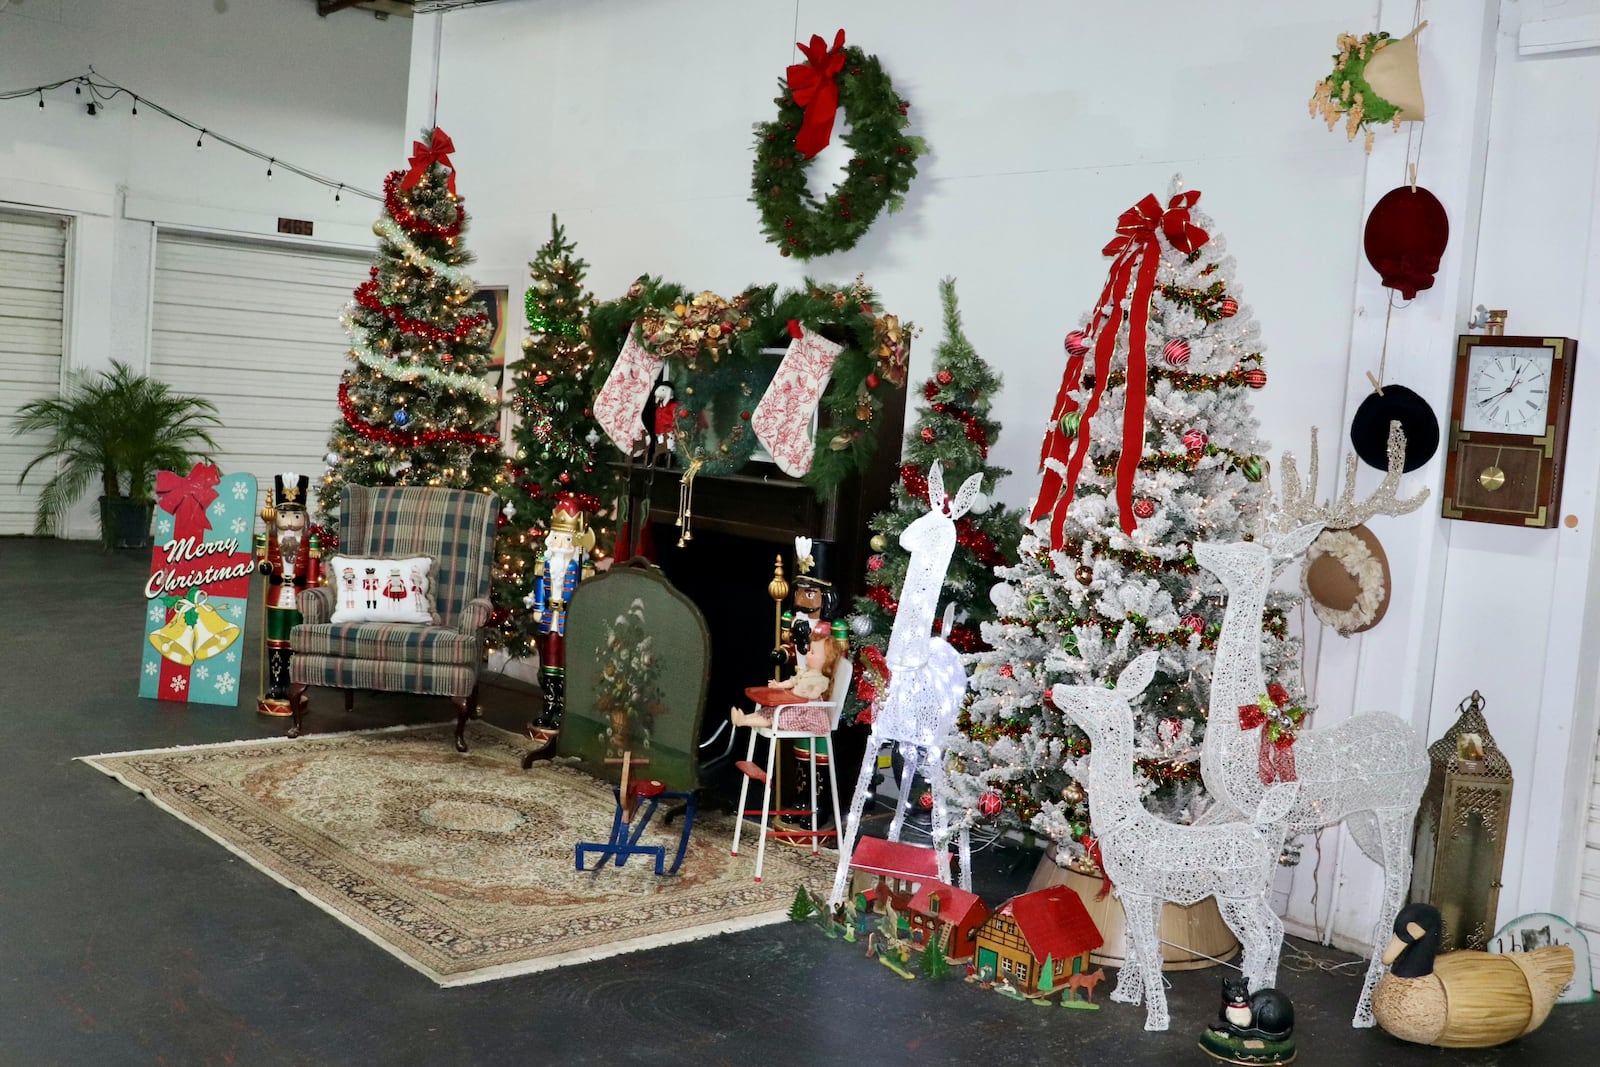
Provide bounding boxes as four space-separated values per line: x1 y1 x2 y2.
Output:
1238 682 1306 783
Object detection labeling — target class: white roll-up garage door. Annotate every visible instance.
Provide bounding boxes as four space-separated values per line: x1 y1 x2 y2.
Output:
0 210 68 535
150 232 370 501
1580 738 1600 987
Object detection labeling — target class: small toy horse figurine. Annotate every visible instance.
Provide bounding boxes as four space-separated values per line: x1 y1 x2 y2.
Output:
829 462 984 906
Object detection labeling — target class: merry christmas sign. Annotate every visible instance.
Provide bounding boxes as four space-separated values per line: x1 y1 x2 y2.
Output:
138 462 257 705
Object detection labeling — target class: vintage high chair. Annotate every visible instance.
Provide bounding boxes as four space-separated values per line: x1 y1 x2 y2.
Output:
729 657 851 883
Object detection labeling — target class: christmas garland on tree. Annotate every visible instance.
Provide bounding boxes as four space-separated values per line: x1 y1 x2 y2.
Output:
588 274 911 495
751 30 925 260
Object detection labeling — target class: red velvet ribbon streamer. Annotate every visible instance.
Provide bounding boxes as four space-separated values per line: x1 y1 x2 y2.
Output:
1032 191 1210 546
401 128 458 196
787 30 847 159
1238 687 1299 784
156 462 221 533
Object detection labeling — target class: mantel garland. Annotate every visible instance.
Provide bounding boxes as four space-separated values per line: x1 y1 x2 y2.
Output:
588 273 911 495
750 31 926 260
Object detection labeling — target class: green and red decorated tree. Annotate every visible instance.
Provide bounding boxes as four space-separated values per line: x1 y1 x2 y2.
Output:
317 127 503 525
491 216 618 655
846 278 1022 721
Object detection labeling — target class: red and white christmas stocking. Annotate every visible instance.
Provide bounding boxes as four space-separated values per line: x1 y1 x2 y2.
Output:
593 328 662 453
751 326 843 477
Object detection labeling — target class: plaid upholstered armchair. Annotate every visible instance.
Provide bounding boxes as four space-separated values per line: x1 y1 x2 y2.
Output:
288 485 499 752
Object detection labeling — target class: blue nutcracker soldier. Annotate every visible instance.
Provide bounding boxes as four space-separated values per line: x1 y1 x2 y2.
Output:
523 494 595 760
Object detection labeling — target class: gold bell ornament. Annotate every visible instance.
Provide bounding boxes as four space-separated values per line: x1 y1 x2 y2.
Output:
148 591 241 667
149 612 198 666
189 594 242 661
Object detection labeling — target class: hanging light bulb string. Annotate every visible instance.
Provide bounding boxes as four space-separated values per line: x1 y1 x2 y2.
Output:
0 68 380 201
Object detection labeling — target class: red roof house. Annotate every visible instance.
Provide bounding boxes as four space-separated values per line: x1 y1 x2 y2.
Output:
973 886 1103 995
846 838 941 913
906 881 990 962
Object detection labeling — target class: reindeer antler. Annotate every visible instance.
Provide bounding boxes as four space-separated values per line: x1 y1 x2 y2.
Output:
1274 421 1428 531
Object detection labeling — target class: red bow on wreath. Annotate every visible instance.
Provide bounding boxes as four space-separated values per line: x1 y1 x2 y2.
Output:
1238 683 1306 784
787 29 848 160
1033 190 1211 547
853 645 891 724
156 461 221 533
402 127 458 197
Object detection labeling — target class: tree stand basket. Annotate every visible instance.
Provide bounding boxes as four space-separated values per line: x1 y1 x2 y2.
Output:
1028 858 1240 971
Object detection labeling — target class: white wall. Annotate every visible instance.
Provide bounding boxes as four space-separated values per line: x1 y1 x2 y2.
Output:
0 0 411 537
413 0 1600 955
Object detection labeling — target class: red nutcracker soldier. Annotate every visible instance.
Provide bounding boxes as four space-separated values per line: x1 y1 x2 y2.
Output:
522 494 595 760
255 473 320 715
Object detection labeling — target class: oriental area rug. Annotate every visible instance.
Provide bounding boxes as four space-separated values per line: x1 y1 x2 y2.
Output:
82 722 832 986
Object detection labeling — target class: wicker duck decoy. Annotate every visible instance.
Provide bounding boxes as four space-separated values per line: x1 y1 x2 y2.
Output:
1373 903 1574 1047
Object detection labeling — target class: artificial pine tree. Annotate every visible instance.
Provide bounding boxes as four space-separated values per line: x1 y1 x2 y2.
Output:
919 935 952 980
947 181 1304 864
318 127 503 524
492 216 619 655
846 278 1022 721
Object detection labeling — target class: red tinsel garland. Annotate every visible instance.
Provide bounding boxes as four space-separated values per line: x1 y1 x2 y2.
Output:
383 171 464 239
898 463 1007 568
337 379 498 449
355 271 486 345
921 380 991 458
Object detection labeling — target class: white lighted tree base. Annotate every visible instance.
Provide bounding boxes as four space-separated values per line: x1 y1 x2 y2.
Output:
1193 423 1430 1027
829 463 983 907
1051 652 1298 1032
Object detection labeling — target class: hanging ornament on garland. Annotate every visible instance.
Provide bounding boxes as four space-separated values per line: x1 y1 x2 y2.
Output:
869 533 888 552
392 409 410 427
1064 329 1090 356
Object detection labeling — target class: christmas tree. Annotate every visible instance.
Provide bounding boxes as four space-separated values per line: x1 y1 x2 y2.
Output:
846 278 1022 721
492 216 619 655
318 128 503 523
919 935 952 980
947 181 1304 862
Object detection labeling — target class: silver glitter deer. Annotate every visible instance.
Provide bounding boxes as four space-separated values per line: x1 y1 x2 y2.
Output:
829 462 983 907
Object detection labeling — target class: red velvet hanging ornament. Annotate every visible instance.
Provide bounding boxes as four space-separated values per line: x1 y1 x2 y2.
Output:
1363 186 1449 300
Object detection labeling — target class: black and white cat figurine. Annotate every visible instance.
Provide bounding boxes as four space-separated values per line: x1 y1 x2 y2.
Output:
1214 976 1295 1042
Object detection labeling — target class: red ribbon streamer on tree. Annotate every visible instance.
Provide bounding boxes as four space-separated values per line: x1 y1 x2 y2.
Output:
156 461 221 533
1033 190 1210 546
401 128 458 197
787 30 847 159
1238 683 1299 784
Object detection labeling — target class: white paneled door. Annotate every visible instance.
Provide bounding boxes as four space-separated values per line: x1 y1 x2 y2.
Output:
0 210 68 535
150 232 369 509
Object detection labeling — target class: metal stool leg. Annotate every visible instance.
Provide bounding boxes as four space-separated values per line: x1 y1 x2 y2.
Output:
753 730 777 883
731 726 757 857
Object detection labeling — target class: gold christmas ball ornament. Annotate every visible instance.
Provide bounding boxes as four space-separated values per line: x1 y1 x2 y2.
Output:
371 220 386 237
869 533 888 553
1062 782 1085 805
1075 564 1094 586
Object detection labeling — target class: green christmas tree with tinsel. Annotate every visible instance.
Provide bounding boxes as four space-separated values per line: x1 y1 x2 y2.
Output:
317 127 503 524
845 278 1022 721
491 215 620 654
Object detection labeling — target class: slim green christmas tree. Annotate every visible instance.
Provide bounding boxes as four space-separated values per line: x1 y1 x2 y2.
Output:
846 278 1022 721
919 935 952 980
318 127 503 523
492 216 620 654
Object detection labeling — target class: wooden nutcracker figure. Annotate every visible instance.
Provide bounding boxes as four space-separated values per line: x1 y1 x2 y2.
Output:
524 494 595 749
255 473 320 715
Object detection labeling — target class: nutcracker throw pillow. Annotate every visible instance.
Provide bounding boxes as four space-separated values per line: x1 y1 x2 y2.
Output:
328 555 438 625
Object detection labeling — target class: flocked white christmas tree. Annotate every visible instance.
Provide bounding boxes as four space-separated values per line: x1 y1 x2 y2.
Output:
947 178 1306 865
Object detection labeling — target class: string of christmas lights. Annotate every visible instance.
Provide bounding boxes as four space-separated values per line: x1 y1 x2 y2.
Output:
336 379 499 448
343 333 501 402
354 272 488 344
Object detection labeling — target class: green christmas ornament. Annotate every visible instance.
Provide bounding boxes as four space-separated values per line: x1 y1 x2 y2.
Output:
1239 455 1264 482
1059 411 1081 437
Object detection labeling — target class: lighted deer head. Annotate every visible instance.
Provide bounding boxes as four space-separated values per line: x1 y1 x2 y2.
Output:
1048 651 1160 750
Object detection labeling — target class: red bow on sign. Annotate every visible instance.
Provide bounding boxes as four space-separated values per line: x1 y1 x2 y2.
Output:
787 30 848 159
1079 834 1113 901
156 461 221 533
1238 683 1304 784
1033 190 1211 547
402 128 458 197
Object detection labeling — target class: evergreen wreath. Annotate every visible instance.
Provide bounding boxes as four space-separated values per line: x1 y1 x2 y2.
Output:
751 33 925 260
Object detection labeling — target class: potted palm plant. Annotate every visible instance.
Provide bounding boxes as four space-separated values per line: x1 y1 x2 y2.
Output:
13 361 220 549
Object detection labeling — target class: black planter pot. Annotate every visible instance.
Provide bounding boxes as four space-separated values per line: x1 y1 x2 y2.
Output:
99 496 155 550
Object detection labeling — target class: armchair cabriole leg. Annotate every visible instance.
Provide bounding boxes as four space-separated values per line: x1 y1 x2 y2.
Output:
287 682 310 738
452 684 478 752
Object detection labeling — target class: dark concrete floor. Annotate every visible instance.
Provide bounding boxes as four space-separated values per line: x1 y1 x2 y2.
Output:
0 537 1590 1066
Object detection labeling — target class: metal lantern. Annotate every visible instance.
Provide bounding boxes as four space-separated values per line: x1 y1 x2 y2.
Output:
1409 690 1513 951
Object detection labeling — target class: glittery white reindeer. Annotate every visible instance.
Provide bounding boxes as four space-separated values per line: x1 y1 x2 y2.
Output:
829 462 983 907
1193 423 1430 1028
1052 652 1299 1031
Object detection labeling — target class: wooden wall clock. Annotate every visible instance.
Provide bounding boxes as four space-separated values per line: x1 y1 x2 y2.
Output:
1441 334 1577 528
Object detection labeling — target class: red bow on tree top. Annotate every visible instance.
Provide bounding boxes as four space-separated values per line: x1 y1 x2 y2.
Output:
787 29 848 159
1033 190 1211 547
402 127 458 197
156 461 221 533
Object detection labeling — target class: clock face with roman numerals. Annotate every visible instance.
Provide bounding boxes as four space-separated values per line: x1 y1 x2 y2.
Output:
1461 345 1553 435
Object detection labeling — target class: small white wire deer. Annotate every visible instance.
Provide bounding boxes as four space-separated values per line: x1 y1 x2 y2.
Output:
1192 422 1431 1028
829 462 983 907
1051 651 1299 1031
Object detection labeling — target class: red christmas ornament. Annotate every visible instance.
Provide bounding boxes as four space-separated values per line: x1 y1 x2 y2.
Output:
998 664 1014 678
1162 338 1191 368
1132 498 1156 519
1364 185 1450 300
558 472 572 485
1182 428 1209 454
936 370 953 385
978 791 1003 818
867 554 884 572
918 791 934 811
866 373 880 389
1063 329 1090 356
1158 717 1182 744
1242 368 1268 389
1179 613 1205 636
1218 297 1239 318
920 427 936 443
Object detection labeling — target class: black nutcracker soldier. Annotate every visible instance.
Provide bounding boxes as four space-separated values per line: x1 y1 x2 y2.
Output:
255 473 320 716
768 536 841 819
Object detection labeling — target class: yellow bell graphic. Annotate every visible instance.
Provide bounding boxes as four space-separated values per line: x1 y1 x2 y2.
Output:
149 614 198 666
191 601 241 662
